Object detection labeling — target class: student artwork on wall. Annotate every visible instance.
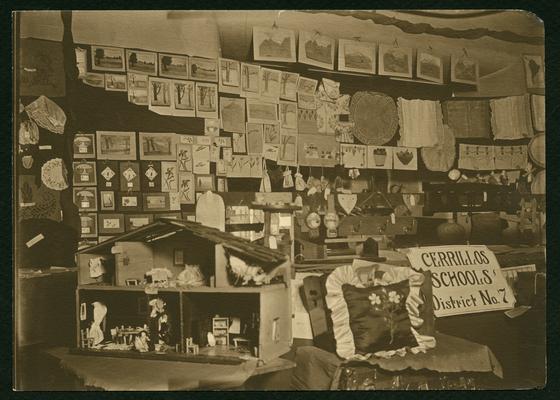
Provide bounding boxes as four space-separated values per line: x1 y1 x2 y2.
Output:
100 190 115 211
367 145 393 169
82 72 105 88
72 161 97 186
246 99 278 124
99 213 125 235
204 118 221 136
192 144 211 174
80 213 98 238
340 144 367 168
195 82 218 118
143 193 170 212
263 144 279 161
178 172 195 204
338 39 376 74
126 49 157 75
279 101 298 130
246 123 264 155
97 160 119 189
140 161 162 192
298 31 335 70
105 74 127 92
73 187 98 211
263 123 280 144
195 174 216 192
297 134 338 167
161 161 178 192
148 77 172 114
240 63 260 98
91 46 125 72
219 58 241 94
522 54 545 89
172 80 195 117
117 192 142 212
253 26 297 63
298 94 317 110
125 214 154 232
73 133 96 158
139 132 177 160
298 108 318 134
220 97 246 133
127 73 149 105
119 161 141 191
96 131 136 160
451 55 479 85
189 56 218 82
260 68 282 100
177 144 193 172
416 52 444 84
378 44 413 78
278 131 298 166
280 71 299 101
232 133 247 153
393 146 418 170
158 53 189 79
297 77 318 96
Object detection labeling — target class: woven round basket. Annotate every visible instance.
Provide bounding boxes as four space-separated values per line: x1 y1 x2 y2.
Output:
350 91 398 145
528 133 545 168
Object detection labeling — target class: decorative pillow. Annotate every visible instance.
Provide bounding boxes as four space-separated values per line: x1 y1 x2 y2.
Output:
342 280 418 354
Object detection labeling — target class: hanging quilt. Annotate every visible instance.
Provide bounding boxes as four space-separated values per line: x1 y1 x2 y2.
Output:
442 100 491 139
397 98 441 148
490 94 533 139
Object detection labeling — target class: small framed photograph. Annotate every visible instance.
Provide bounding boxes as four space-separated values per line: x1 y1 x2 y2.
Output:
73 133 96 158
189 56 218 82
246 99 278 124
79 213 98 238
126 49 157 75
298 31 335 70
96 131 137 160
117 192 141 212
139 132 177 160
379 44 413 78
72 161 97 186
522 54 544 89
195 82 218 118
240 63 260 98
90 46 125 72
338 39 376 74
73 187 98 211
143 193 170 211
253 26 297 63
159 53 189 79
98 213 125 234
100 191 116 211
451 55 479 85
105 73 127 92
219 58 241 94
417 52 444 84
195 174 215 192
124 214 154 231
173 249 184 265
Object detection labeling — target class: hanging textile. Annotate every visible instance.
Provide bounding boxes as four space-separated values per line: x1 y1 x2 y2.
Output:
531 95 545 132
490 94 533 139
458 144 495 171
442 100 491 139
397 98 441 148
494 145 528 170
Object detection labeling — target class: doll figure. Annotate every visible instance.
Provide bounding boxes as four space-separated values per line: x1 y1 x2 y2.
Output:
148 298 172 351
89 301 107 346
134 330 150 353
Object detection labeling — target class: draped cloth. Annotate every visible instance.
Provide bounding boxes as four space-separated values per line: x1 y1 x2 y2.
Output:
490 95 533 139
397 98 442 148
442 100 491 139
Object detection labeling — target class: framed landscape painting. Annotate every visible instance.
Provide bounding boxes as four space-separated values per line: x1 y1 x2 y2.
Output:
126 49 157 75
96 131 137 160
90 45 125 72
338 39 376 74
298 31 335 70
378 44 413 78
158 53 189 79
416 51 444 83
253 26 297 63
451 55 479 85
189 56 218 82
139 132 178 160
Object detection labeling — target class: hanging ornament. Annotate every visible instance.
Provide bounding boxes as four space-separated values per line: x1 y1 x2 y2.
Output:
282 166 294 188
294 194 303 209
349 168 360 179
259 159 271 192
294 166 306 191
324 186 331 201
320 171 329 192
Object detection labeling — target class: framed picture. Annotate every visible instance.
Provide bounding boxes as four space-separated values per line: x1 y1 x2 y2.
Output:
246 123 264 155
367 145 393 169
522 54 545 89
159 53 189 79
172 80 195 117
260 68 281 99
119 161 141 191
97 160 119 189
126 49 157 75
416 52 444 84
253 26 297 63
117 192 141 212
161 161 178 192
105 74 127 92
139 132 177 160
98 213 125 234
125 214 154 232
393 146 418 170
82 72 105 88
240 63 260 98
338 39 376 74
451 55 479 85
79 213 98 238
143 193 170 211
279 101 297 130
263 123 280 144
96 131 137 160
195 174 215 192
90 46 125 72
100 190 116 211
297 77 318 95
148 77 172 108
127 73 149 105
246 99 278 124
174 249 184 265
72 161 97 186
195 82 218 119
340 144 367 169
73 187 98 211
298 31 335 70
73 133 96 158
219 58 241 94
280 71 299 101
220 97 246 133
378 44 413 78
178 172 195 204
189 56 218 82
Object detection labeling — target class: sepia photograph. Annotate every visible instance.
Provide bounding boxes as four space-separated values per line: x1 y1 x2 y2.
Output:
13 9 548 393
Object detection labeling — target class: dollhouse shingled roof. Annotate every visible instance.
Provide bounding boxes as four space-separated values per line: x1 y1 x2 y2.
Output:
77 218 288 265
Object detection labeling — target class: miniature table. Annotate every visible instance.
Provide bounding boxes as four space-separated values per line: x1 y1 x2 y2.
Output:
44 347 294 390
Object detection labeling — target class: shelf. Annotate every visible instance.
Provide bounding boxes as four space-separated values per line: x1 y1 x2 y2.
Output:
77 283 288 293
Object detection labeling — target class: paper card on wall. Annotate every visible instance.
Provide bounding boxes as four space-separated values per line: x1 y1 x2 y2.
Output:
298 93 317 110
260 68 282 101
240 63 260 98
341 144 367 168
232 132 247 153
220 97 246 133
336 94 351 115
195 82 219 119
210 143 220 162
177 144 193 172
168 191 181 210
297 134 338 167
263 123 280 144
317 101 338 134
367 146 393 169
179 134 195 145
127 73 149 106
216 159 228 176
195 136 212 146
178 172 195 204
279 101 298 130
298 108 318 134
119 162 140 191
249 156 263 177
280 71 299 101
228 155 250 177
171 80 196 117
161 161 178 192
278 132 298 166
140 161 162 192
148 77 174 115
213 136 232 148
193 145 211 174
335 120 355 143
393 147 418 170
97 160 119 188
219 58 241 95
246 123 264 155
205 118 221 136
297 77 318 95
458 144 495 171
222 147 233 162
263 144 279 161
494 145 528 170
